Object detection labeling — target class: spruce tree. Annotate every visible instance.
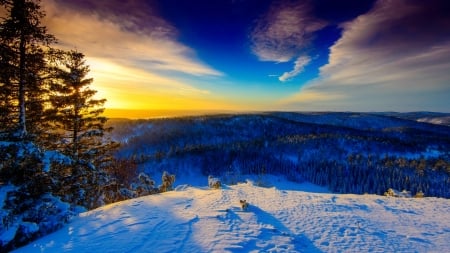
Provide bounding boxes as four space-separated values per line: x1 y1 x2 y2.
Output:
48 50 117 208
0 0 61 242
0 0 55 208
0 0 55 140
49 51 110 163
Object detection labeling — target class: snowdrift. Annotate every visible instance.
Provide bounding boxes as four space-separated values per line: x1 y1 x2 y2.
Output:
14 180 450 253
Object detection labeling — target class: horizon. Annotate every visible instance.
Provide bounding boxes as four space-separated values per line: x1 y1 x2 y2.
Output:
104 108 450 119
35 0 450 113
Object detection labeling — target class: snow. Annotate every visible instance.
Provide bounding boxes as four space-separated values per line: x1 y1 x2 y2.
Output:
418 116 450 126
42 150 71 172
13 178 450 253
20 222 39 235
1 184 17 245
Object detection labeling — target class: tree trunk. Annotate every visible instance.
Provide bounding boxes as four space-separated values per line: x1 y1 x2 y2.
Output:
73 91 80 162
18 29 27 139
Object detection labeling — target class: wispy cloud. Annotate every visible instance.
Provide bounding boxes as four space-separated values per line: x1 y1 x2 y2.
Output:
280 0 450 112
279 56 311 82
43 0 222 77
250 0 325 81
85 58 208 107
37 0 227 110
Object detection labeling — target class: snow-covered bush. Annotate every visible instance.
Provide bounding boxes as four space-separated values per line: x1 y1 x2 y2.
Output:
384 188 395 197
1 185 74 251
119 188 137 199
160 171 176 193
0 142 75 251
414 190 425 198
131 172 157 197
49 161 109 209
384 188 412 198
98 158 140 203
208 175 221 189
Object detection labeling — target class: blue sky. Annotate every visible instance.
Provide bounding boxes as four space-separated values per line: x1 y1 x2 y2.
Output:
39 0 450 114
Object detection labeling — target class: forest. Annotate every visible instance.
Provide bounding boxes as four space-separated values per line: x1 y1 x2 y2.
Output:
110 112 450 198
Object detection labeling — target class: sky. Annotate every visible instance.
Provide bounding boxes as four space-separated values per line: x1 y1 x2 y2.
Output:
37 0 450 116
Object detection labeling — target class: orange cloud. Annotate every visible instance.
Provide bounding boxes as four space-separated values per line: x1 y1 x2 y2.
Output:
40 0 227 113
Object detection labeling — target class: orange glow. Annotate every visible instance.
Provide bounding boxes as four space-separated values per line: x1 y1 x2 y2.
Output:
103 109 236 119
70 54 283 119
85 57 240 117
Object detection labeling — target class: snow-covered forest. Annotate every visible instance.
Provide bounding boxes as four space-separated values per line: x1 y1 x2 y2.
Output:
110 112 450 198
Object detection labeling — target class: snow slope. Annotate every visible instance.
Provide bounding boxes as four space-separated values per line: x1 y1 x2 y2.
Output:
14 179 450 253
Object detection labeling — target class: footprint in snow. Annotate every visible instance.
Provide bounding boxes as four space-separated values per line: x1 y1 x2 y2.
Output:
408 237 432 245
331 196 338 203
131 200 143 207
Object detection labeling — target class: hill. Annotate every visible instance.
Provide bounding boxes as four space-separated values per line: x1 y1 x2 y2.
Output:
5 112 449 251
14 178 450 252
108 112 450 198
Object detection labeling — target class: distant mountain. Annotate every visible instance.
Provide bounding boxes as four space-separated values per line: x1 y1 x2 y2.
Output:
375 112 450 127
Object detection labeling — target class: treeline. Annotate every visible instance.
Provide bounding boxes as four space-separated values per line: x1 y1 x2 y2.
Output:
111 113 450 198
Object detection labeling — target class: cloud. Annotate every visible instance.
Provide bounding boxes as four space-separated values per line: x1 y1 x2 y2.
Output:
84 57 216 109
42 0 222 77
281 0 450 112
279 89 345 109
250 0 326 63
37 0 227 110
279 56 311 82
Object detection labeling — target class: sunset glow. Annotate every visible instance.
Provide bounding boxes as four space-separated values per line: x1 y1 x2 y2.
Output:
40 0 450 118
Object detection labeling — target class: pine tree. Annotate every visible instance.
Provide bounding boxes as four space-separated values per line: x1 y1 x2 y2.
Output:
48 50 117 208
0 0 55 140
49 50 112 164
0 2 59 231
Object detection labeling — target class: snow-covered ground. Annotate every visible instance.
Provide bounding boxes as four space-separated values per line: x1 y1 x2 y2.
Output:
14 178 450 253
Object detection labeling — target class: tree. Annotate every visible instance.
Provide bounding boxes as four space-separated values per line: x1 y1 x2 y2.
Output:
0 0 55 140
48 50 117 208
49 50 114 164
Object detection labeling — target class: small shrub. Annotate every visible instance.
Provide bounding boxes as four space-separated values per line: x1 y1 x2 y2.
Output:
159 171 175 193
384 188 395 197
208 175 221 189
414 190 425 198
131 172 156 197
